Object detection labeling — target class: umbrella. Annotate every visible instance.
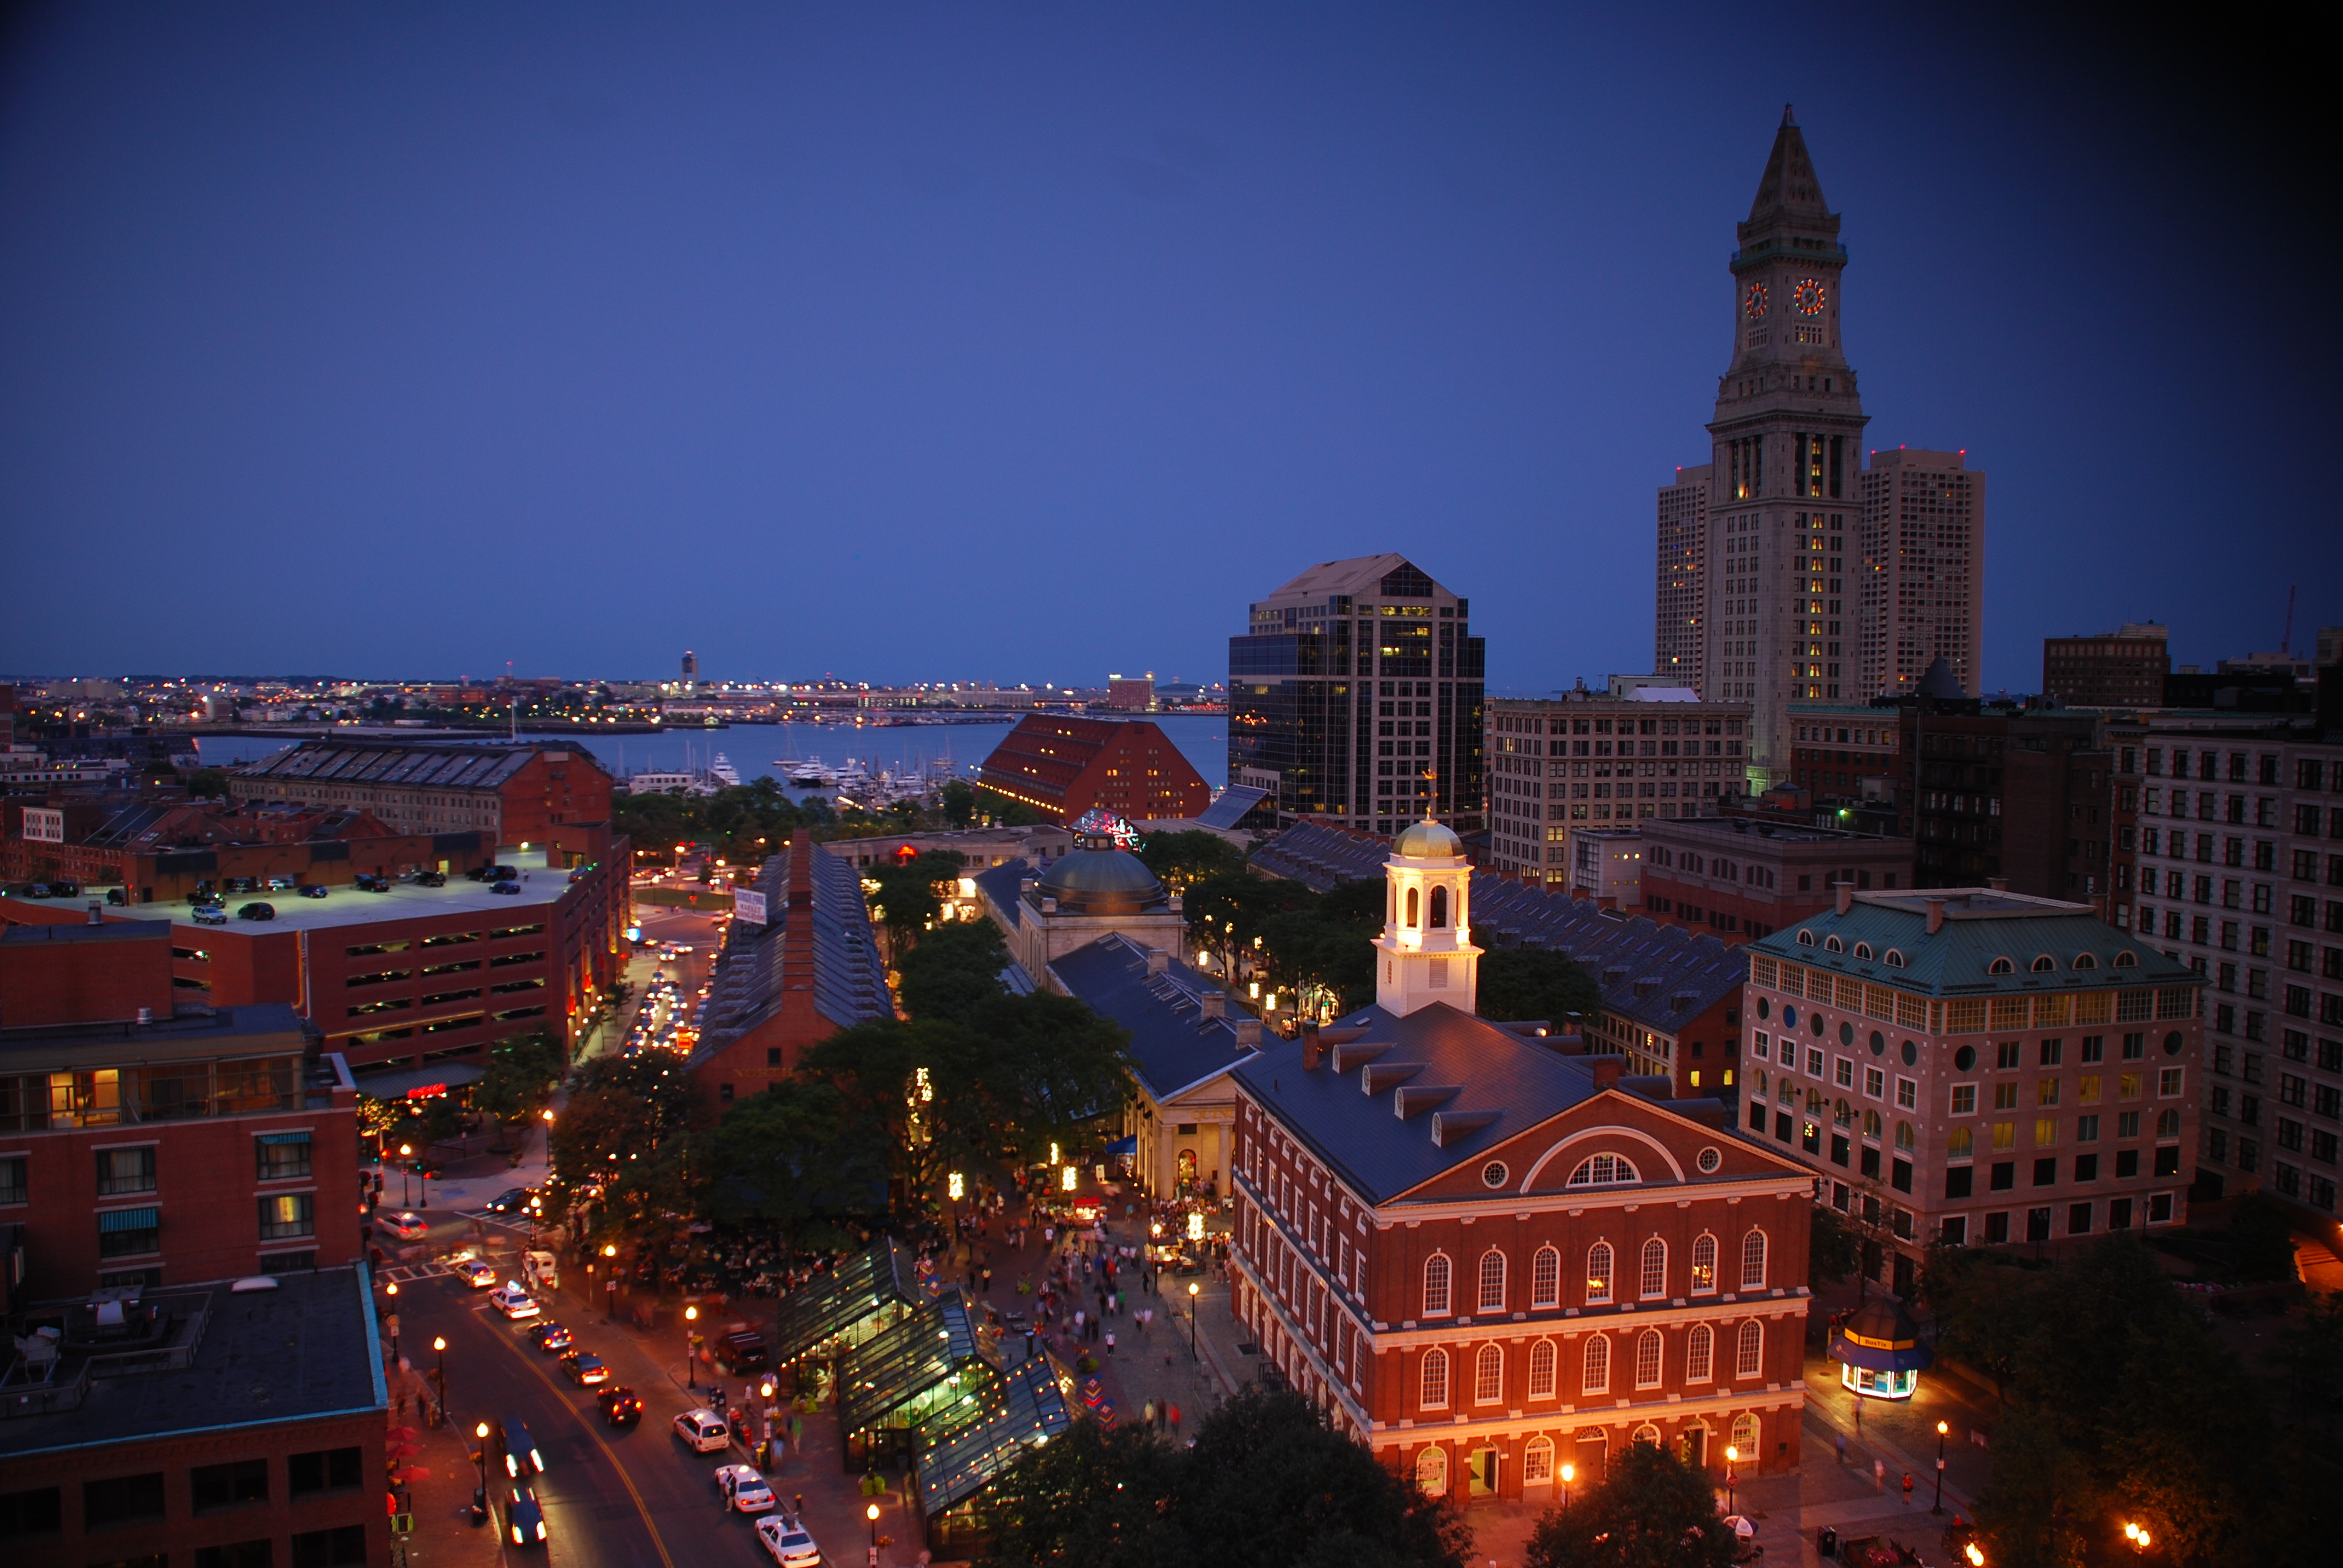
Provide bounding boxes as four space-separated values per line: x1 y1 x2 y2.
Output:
390 1466 432 1485
385 1426 420 1440
386 1442 423 1460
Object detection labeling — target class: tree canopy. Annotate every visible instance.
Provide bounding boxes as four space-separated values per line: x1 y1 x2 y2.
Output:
1184 871 1382 1016
546 1053 698 1216
690 1076 891 1236
1135 829 1246 895
471 1030 566 1136
894 918 1012 1024
1473 944 1602 1026
981 1387 1470 1568
1522 1440 1736 1568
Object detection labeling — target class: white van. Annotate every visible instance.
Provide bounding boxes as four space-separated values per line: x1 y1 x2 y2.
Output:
522 1250 559 1292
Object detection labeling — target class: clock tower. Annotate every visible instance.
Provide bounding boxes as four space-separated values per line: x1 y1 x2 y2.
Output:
1373 815 1481 1017
1699 106 1869 789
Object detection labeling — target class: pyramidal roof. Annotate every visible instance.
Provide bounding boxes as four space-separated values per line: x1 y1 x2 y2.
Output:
1746 105 1832 226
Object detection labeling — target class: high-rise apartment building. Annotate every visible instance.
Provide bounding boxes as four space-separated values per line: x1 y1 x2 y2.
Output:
1484 693 1749 887
1656 466 1711 690
1656 110 1982 786
1229 555 1485 837
2043 624 2171 709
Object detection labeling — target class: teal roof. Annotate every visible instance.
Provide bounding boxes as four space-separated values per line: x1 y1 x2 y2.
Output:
1745 889 2203 999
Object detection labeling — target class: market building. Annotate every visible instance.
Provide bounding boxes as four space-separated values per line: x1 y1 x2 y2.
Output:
1229 820 1814 1507
972 846 1187 993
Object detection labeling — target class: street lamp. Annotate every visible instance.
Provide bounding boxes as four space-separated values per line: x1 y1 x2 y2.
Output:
1187 1280 1201 1361
1725 1445 1738 1517
867 1501 881 1561
1933 1419 1949 1515
1559 1462 1573 1512
603 1243 618 1320
2123 1522 2152 1558
684 1304 699 1395
398 1144 416 1207
1964 1546 1985 1567
433 1336 448 1425
472 1422 491 1525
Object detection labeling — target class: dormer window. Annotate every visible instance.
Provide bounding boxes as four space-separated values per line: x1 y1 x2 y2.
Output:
2031 955 2056 973
2072 952 2099 970
1883 949 1906 969
1797 929 1817 947
2114 950 2138 968
1988 957 2014 975
1824 935 1845 953
1852 942 1873 961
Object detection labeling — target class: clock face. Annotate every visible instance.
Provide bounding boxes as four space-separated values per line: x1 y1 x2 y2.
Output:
1744 283 1768 319
1794 278 1827 316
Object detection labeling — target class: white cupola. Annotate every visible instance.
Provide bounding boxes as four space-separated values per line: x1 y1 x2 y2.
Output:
1373 815 1481 1017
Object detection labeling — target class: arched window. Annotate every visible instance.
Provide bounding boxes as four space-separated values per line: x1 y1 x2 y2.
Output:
1948 1126 1974 1158
1895 1120 1915 1152
1735 1319 1764 1379
2031 954 2056 972
2114 950 2138 968
1639 1237 1667 1300
1689 1234 1718 1294
1833 1098 1854 1127
1523 1436 1555 1486
1862 1108 1882 1140
1423 1253 1452 1316
1429 885 1449 929
1582 1333 1610 1394
1988 956 2014 975
1585 1243 1614 1304
1824 934 1844 952
1415 1444 1448 1496
1528 1339 1558 1399
1686 1322 1715 1382
1632 1423 1662 1447
1739 1230 1768 1291
1405 887 1420 928
1730 1412 1760 1454
1634 1328 1664 1389
2072 952 2098 970
1884 948 1906 969
1531 1245 1561 1309
1797 929 1816 946
1420 1347 1450 1408
1566 1152 1639 1186
1852 941 1873 960
1478 1249 1507 1313
1475 1344 1504 1404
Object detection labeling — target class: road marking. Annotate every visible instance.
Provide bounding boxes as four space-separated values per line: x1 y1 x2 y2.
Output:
491 1313 683 1568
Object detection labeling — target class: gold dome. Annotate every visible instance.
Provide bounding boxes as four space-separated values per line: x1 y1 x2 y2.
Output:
1392 818 1464 859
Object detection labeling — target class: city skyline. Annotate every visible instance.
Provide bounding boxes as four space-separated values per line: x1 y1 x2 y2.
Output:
4 7 2336 689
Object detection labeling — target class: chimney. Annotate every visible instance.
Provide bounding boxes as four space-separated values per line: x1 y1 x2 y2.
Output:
1987 876 2009 892
1234 1019 1263 1049
1199 991 1226 1020
1925 898 1945 935
1041 897 1058 913
1145 949 1168 975
1300 1021 1322 1071
1590 1056 1623 1091
1835 882 1852 916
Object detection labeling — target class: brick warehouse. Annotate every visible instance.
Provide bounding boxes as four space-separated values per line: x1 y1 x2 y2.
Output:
977 714 1211 826
1226 820 1811 1508
225 736 614 855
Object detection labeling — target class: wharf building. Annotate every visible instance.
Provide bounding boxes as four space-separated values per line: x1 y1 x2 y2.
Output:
1739 887 2201 1299
1228 818 1814 1506
1654 109 1982 788
226 737 614 863
1483 692 1751 889
975 714 1210 826
1228 555 1486 838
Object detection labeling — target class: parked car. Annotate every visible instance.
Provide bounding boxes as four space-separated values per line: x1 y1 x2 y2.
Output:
483 1187 530 1214
237 902 276 921
46 879 80 897
105 887 128 905
531 1321 574 1353
597 1386 644 1428
266 876 296 892
355 874 390 892
671 1409 730 1453
496 1485 547 1549
490 1284 541 1319
713 1465 775 1514
224 877 260 895
753 1515 822 1567
713 1331 767 1374
413 871 447 887
558 1350 609 1386
192 905 229 927
491 881 522 895
297 884 329 899
457 1259 499 1288
384 1212 430 1241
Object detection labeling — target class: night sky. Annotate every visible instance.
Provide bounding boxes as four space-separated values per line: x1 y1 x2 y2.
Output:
3 4 2335 690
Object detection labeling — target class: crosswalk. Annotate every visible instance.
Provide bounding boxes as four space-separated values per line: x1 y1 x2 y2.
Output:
376 1261 455 1284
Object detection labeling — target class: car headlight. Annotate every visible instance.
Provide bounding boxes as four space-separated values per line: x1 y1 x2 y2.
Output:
536 1522 547 1540
512 1527 524 1544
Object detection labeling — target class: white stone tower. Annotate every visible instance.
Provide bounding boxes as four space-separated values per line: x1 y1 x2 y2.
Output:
1372 815 1482 1017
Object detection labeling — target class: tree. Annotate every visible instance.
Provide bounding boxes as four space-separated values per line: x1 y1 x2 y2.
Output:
1808 1203 1862 1288
547 1053 698 1219
977 789 1043 826
472 1030 565 1145
1524 1440 1735 1568
2225 1192 2299 1281
964 990 1135 1165
868 850 964 957
691 1077 890 1243
940 778 977 829
1135 829 1245 895
980 1417 1184 1568
186 768 229 800
1474 946 1602 1026
895 918 1011 1024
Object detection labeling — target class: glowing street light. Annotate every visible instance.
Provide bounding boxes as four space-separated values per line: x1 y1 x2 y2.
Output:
1964 1546 1985 1567
1187 1279 1201 1360
1061 1165 1078 1192
2123 1523 2151 1558
1559 1462 1574 1511
1933 1419 1949 1514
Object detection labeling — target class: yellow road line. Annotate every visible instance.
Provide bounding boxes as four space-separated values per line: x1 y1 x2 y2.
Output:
491 1316 681 1568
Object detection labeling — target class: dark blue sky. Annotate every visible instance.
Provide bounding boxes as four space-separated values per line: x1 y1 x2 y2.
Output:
4 4 2335 691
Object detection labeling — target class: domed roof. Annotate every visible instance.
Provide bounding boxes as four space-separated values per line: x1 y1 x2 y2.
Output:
1034 848 1165 913
1392 818 1464 860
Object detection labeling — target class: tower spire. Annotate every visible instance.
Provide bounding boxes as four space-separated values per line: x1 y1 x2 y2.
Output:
1748 109 1831 226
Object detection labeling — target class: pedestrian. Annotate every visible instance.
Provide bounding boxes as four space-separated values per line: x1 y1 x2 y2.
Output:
1873 1459 1885 1493
1168 1400 1181 1433
793 1494 805 1523
1106 1330 1115 1356
981 1266 992 1294
1143 1400 1155 1427
1835 1432 1847 1466
1901 1472 1913 1507
1073 1308 1085 1337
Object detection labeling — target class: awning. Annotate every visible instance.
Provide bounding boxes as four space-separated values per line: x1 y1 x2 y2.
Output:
99 1207 159 1233
258 1131 312 1145
350 1063 485 1099
1104 1136 1138 1157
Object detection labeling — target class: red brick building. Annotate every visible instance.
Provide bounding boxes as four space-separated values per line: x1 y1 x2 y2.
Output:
1639 814 1913 944
977 715 1210 825
226 736 613 858
687 831 894 1116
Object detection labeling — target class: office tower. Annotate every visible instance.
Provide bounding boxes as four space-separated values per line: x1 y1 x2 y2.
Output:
1228 555 1484 836
1657 109 1983 786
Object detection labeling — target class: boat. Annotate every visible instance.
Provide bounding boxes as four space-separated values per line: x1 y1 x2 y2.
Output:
709 753 741 788
784 757 834 787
